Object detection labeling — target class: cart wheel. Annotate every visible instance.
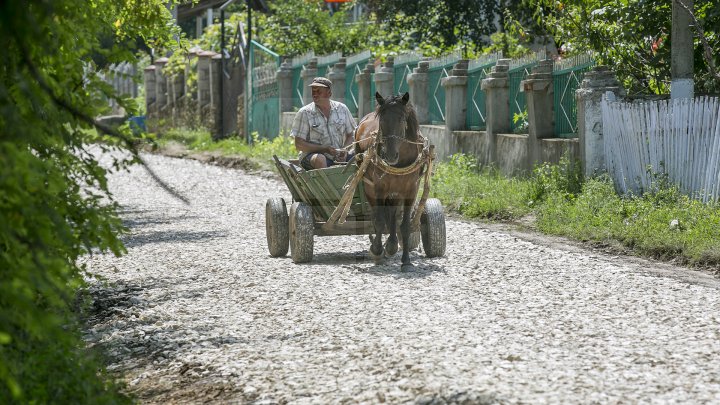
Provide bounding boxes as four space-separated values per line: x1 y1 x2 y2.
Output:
421 198 446 258
290 202 314 263
265 198 289 257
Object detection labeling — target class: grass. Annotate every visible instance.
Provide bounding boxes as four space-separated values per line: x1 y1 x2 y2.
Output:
431 154 720 267
154 128 720 269
154 128 295 170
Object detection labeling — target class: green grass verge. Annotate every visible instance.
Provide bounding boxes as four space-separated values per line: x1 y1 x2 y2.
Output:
431 154 720 267
154 128 296 170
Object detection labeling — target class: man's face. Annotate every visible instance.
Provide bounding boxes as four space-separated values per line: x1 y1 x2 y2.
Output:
312 86 331 103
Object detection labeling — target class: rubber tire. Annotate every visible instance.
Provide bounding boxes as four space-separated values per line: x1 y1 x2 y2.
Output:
421 198 446 258
290 202 314 263
265 198 289 257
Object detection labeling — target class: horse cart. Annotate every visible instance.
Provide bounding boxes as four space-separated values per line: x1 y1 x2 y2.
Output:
265 154 446 264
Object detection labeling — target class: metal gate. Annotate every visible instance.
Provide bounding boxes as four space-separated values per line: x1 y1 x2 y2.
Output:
248 40 280 139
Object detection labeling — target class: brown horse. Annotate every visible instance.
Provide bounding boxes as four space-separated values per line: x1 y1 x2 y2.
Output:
355 92 424 270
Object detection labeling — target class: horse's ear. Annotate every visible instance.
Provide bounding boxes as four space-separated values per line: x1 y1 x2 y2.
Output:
375 92 384 106
401 92 409 104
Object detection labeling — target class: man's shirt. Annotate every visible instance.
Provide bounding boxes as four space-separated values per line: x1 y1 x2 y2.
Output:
290 100 356 160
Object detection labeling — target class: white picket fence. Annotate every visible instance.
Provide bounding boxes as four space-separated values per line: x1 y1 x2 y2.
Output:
602 95 720 202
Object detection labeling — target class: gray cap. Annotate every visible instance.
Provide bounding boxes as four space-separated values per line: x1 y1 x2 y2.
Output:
309 77 332 88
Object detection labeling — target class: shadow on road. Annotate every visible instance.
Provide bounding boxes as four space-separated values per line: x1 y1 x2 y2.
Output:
312 251 446 279
117 208 226 248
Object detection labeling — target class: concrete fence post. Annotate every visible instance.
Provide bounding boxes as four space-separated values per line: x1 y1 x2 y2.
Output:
171 72 185 125
301 58 318 105
356 60 374 119
144 65 157 117
196 51 214 114
408 60 430 124
481 59 510 165
328 57 347 104
521 59 554 167
154 57 169 117
374 57 394 99
129 63 139 98
210 54 225 138
276 59 294 113
576 66 625 177
441 59 469 132
185 50 200 100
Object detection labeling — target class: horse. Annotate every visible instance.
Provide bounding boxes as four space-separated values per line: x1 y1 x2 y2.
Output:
354 92 425 270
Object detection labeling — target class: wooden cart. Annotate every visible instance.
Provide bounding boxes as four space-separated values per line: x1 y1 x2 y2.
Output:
265 155 446 263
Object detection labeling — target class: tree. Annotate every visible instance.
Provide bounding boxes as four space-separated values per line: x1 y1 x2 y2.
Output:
255 0 375 57
364 0 543 57
0 1 178 402
530 0 719 95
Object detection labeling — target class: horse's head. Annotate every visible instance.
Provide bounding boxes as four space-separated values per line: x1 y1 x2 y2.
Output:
374 92 416 166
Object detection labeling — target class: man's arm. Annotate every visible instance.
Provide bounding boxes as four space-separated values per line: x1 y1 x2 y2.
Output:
294 137 340 158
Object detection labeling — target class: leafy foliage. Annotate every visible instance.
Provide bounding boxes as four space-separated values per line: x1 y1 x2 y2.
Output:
256 0 375 57
530 0 720 95
365 0 541 58
527 154 584 204
0 0 177 402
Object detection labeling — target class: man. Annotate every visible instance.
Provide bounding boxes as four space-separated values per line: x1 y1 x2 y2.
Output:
290 77 356 170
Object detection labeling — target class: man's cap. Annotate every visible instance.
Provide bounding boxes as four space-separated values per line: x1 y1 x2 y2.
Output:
309 77 332 88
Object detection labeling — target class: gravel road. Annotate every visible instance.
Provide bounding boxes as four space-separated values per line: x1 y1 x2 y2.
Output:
81 152 720 404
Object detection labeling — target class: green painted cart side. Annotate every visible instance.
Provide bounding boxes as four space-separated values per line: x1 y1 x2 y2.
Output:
273 156 375 236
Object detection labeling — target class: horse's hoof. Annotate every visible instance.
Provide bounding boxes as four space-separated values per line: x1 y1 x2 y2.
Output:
369 251 384 264
400 262 414 272
384 241 398 257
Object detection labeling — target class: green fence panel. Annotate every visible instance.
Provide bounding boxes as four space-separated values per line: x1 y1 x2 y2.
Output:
316 52 342 80
290 52 314 110
465 54 501 130
344 50 371 117
427 53 461 125
508 61 537 133
249 41 280 139
553 55 594 137
392 52 422 96
291 65 303 110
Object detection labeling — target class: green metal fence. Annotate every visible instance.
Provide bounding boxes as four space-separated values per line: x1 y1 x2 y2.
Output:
553 54 594 137
344 50 371 117
466 52 502 130
290 52 314 110
427 52 461 124
248 40 280 139
316 52 342 80
392 52 422 96
508 51 546 133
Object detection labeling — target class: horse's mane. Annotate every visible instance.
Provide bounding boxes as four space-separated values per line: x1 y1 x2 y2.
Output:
375 95 419 142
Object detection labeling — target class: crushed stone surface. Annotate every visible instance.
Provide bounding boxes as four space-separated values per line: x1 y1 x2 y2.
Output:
81 152 720 404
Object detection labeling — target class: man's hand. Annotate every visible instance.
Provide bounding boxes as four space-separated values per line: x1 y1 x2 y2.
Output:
335 149 348 162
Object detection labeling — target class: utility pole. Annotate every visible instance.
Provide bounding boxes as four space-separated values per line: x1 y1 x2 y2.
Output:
671 0 694 99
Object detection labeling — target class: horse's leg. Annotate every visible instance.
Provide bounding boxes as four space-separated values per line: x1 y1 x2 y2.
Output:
400 199 414 270
384 204 399 257
369 200 385 259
